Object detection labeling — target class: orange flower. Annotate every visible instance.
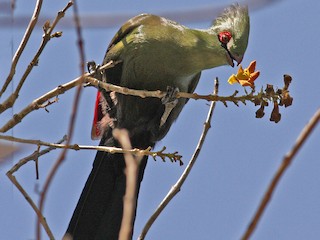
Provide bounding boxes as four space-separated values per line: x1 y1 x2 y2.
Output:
228 60 260 87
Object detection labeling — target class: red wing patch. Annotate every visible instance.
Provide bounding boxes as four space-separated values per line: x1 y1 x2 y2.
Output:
91 91 103 140
91 91 116 140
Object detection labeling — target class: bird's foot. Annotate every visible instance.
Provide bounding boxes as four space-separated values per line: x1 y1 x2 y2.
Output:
87 61 103 83
87 61 100 74
160 86 179 127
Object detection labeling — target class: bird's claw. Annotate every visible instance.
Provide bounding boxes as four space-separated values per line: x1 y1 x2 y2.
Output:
161 86 179 104
87 61 102 77
160 86 179 127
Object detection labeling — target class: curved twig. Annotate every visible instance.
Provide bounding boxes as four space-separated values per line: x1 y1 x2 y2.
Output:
138 78 219 239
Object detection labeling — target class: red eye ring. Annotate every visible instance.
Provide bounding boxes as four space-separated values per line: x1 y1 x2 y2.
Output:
218 31 232 44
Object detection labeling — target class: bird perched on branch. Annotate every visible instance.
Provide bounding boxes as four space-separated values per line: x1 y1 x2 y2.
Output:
66 4 249 239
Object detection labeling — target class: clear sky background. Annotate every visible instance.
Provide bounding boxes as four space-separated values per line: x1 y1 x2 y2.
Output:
1 0 320 239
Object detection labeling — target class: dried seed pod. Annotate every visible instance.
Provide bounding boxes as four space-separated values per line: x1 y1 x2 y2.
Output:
270 101 281 123
283 74 292 90
281 91 293 107
255 105 265 118
265 84 275 96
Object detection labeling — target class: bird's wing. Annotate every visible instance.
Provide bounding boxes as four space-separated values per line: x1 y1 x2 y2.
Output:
91 14 157 140
105 13 155 54
188 72 201 95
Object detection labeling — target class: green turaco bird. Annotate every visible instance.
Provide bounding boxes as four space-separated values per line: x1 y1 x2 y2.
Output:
66 4 249 239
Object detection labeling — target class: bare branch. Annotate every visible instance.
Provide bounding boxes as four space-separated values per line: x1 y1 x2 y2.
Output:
0 61 116 133
0 0 43 97
138 78 219 240
241 108 320 240
72 0 85 72
86 74 289 107
6 135 67 175
37 0 85 229
0 1 73 114
1 64 288 134
0 134 181 163
0 75 81 133
6 173 55 239
6 136 67 240
113 129 143 240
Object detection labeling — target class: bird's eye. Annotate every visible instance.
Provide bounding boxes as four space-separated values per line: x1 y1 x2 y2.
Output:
218 31 232 44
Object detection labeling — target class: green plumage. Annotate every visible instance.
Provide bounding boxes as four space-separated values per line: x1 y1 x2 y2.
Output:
66 4 250 239
102 4 249 144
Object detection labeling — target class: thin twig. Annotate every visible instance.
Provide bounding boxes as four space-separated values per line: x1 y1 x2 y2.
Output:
138 78 219 240
0 0 43 97
113 129 143 240
0 134 181 162
241 108 320 240
0 61 116 133
7 174 55 239
0 1 73 114
1 59 278 134
86 76 254 103
6 136 67 240
1 56 275 134
72 0 85 73
37 2 86 238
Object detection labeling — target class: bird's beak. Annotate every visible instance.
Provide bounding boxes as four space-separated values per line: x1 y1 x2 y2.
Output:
233 54 243 66
225 50 243 68
225 51 235 67
222 43 243 67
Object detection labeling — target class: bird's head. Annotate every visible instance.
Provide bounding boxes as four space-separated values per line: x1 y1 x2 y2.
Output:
211 4 250 67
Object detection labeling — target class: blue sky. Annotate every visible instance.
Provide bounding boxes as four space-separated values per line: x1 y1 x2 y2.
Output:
1 0 320 239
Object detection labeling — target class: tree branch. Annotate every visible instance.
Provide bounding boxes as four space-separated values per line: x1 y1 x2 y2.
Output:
6 136 67 240
0 134 181 163
138 78 219 240
113 129 143 240
37 2 83 238
1 60 289 134
0 0 43 97
241 107 320 240
0 1 73 114
0 61 116 133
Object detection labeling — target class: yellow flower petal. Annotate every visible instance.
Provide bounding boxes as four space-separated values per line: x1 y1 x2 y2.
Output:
226 60 260 88
228 74 238 85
